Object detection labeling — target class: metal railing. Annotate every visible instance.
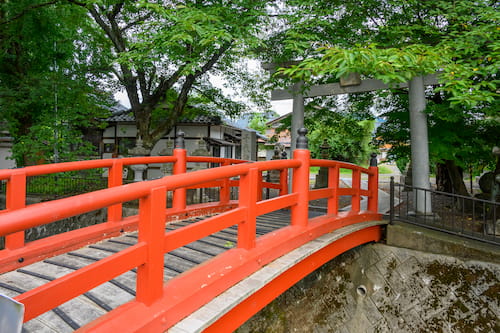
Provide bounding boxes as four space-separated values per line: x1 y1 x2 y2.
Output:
389 177 499 245
26 175 108 197
1 175 111 210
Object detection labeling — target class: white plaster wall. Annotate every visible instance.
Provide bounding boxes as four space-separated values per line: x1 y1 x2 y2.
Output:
117 125 137 138
210 126 222 139
0 147 15 169
102 126 116 137
180 125 209 138
150 139 174 156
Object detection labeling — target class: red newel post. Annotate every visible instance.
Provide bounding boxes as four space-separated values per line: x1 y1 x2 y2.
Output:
367 153 379 213
5 171 26 249
291 128 310 228
237 168 258 249
173 131 187 211
137 186 166 305
107 159 123 223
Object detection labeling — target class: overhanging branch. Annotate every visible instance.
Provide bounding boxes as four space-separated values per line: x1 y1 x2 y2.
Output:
0 1 57 25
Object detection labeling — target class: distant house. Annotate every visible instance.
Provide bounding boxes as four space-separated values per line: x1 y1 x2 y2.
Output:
0 105 263 174
102 107 260 179
263 113 292 160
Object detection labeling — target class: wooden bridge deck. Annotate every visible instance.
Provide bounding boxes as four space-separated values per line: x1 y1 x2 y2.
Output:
0 209 322 332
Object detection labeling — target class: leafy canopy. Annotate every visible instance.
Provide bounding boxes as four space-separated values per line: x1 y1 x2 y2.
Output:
0 0 111 165
68 0 271 149
276 0 499 110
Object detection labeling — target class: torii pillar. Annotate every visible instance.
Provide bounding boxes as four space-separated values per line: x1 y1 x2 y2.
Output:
291 81 305 152
408 76 432 214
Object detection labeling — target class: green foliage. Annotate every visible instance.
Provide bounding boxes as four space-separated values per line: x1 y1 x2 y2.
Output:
27 171 107 197
100 0 271 148
1 0 272 162
124 1 265 73
0 0 112 166
308 115 375 165
248 114 267 135
273 96 376 164
376 91 499 176
264 0 498 181
305 95 376 164
282 44 445 84
273 0 498 109
248 111 278 135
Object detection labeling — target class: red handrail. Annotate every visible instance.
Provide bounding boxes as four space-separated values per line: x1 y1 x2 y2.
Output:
0 147 380 327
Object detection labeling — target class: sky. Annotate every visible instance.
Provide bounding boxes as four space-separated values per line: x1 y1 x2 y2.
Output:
114 91 292 117
114 58 293 118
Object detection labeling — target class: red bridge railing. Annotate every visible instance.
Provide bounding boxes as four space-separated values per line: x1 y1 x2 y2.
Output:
0 129 381 331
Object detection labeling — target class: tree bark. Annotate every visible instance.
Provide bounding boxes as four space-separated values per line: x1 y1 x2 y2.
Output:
436 163 451 192
436 160 469 196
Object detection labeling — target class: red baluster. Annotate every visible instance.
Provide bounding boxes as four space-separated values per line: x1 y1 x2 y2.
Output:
136 186 166 305
351 169 361 213
328 165 339 215
219 160 231 204
107 159 123 223
173 132 187 212
5 172 26 249
237 168 258 249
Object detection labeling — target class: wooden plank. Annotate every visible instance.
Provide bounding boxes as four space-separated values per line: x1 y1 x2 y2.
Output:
0 210 294 332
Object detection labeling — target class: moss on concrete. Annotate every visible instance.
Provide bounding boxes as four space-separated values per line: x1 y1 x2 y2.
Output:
237 243 500 332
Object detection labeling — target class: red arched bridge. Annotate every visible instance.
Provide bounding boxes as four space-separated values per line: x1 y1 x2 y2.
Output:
0 130 383 332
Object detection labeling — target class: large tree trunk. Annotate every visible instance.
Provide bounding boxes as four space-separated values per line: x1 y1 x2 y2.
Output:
436 160 469 196
436 160 472 212
436 163 452 192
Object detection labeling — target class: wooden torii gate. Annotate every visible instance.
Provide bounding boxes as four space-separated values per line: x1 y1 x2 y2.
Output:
263 64 437 214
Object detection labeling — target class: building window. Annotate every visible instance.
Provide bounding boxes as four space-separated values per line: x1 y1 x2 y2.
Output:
224 145 233 158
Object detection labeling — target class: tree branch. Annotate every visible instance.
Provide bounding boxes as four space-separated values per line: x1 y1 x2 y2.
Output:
148 41 234 140
137 69 149 100
65 0 87 8
111 67 123 82
109 2 124 20
146 65 186 107
0 1 57 26
194 41 233 78
150 75 195 141
147 68 156 92
120 13 153 32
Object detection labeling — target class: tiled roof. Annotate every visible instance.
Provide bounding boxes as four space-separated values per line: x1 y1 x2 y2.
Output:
106 108 223 125
181 115 222 125
106 110 134 122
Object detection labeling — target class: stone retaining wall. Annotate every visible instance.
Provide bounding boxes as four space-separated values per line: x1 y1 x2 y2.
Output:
238 243 499 332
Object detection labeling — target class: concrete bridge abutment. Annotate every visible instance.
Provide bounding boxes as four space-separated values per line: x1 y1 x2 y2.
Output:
238 224 500 332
